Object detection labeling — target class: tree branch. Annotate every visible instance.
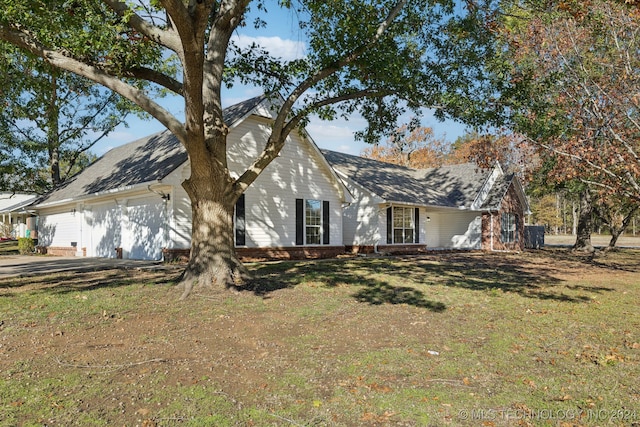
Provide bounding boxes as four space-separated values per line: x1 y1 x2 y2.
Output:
101 0 182 53
0 25 186 143
121 66 183 95
233 1 408 195
160 0 202 54
283 89 390 137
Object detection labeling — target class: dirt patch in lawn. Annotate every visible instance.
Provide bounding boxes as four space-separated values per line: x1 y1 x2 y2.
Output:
1 249 639 426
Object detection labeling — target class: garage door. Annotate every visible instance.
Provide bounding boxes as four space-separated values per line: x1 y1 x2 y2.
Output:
124 196 167 260
88 202 122 258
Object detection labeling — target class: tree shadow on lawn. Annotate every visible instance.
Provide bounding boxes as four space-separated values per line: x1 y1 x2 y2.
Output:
0 269 178 297
245 261 447 312
246 251 610 308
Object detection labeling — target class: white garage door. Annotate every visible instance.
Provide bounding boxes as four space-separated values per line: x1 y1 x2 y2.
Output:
124 196 167 260
88 202 122 258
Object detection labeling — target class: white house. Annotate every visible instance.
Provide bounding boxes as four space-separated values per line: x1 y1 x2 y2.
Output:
32 96 351 260
322 150 530 253
0 193 38 239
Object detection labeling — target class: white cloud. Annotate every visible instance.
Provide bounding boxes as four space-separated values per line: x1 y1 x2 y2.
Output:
306 116 370 155
231 34 306 61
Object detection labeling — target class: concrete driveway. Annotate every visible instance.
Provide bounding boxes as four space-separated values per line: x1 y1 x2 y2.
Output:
0 255 174 278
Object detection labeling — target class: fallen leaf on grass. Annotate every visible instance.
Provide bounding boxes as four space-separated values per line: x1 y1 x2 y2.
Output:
368 382 392 393
553 395 572 401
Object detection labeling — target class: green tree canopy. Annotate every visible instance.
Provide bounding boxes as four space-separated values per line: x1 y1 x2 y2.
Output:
1 0 506 296
0 43 137 194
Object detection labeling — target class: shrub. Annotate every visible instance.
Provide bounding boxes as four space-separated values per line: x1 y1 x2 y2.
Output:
18 237 35 255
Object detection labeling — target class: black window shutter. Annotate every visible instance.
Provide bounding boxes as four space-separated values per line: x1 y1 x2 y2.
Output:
414 208 420 243
386 207 392 244
235 194 245 246
295 198 304 245
322 200 330 245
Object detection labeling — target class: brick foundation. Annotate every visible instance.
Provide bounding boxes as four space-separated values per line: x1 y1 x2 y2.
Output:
162 246 346 263
38 246 78 256
346 244 428 255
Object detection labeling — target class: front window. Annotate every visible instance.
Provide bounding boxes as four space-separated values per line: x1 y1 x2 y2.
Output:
393 207 414 244
305 199 322 245
501 212 518 243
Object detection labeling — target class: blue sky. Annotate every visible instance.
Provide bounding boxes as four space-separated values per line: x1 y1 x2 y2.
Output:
93 3 470 156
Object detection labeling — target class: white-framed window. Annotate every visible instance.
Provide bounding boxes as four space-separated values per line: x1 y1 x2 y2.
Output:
296 198 329 246
305 199 322 245
501 212 518 243
393 206 415 244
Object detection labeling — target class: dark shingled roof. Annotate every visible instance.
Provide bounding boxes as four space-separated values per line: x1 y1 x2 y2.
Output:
321 150 492 208
36 95 266 206
480 173 515 210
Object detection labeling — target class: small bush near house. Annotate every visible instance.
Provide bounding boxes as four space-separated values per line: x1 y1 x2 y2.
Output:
17 237 34 255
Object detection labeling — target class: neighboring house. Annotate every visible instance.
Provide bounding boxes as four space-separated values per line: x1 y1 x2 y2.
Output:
31 95 350 260
0 193 38 239
322 150 530 253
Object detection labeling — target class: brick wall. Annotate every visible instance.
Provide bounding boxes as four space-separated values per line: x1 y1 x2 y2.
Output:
38 246 81 256
346 244 428 255
162 246 346 263
481 183 525 251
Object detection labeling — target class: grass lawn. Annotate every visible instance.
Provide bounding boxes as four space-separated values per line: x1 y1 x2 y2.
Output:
0 249 639 426
0 240 18 256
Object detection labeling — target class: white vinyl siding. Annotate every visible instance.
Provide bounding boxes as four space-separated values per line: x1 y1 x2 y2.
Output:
338 178 382 246
38 210 79 248
436 212 482 249
225 117 343 248
166 166 192 250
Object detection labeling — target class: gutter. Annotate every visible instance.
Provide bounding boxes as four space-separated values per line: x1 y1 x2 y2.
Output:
32 180 168 210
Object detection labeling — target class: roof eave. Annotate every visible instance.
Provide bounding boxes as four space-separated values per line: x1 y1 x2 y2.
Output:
32 180 168 210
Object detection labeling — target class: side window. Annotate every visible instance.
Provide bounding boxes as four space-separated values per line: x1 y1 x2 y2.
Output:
296 198 330 245
392 206 415 244
305 199 322 245
501 212 518 243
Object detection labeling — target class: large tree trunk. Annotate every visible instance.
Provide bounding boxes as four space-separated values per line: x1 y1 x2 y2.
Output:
176 120 251 298
573 189 594 253
605 205 638 251
177 175 250 299
47 70 62 188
